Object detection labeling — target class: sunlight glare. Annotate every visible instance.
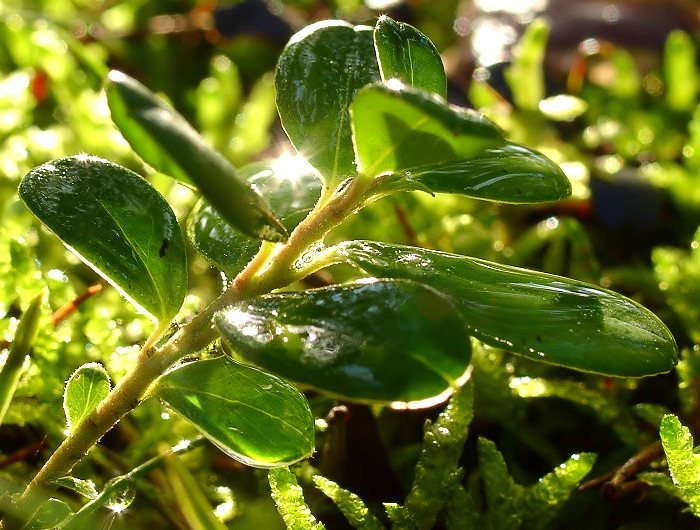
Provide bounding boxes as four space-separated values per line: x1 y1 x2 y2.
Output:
269 150 315 186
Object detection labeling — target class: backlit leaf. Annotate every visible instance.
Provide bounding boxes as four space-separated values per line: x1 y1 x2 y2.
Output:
63 363 110 432
216 279 471 407
374 15 446 98
275 21 380 188
154 356 314 468
19 155 187 324
339 241 677 377
106 70 287 242
351 82 504 179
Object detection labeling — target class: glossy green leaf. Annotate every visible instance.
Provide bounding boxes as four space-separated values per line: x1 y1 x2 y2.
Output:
26 499 73 530
105 70 287 242
338 241 677 376
384 143 570 203
153 356 314 468
269 468 325 530
63 363 110 432
374 15 446 98
275 21 380 187
215 279 471 407
187 160 321 276
659 414 700 516
351 82 504 179
19 155 187 324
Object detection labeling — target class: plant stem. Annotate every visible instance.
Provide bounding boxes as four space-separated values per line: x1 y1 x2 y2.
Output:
9 174 370 525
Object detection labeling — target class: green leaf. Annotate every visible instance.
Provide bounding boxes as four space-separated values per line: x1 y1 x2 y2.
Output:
63 362 110 432
385 143 570 204
0 289 45 426
312 476 384 530
374 15 446 98
664 30 698 112
269 468 325 530
53 477 98 500
153 356 314 468
350 82 504 179
275 21 380 188
477 438 521 530
339 241 678 377
215 279 471 407
19 155 187 324
387 381 473 529
504 18 548 110
187 160 321 276
105 70 287 242
659 414 700 516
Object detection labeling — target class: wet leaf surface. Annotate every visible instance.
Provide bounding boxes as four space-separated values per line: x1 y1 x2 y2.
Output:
339 241 677 376
216 279 471 407
106 70 287 242
154 356 314 468
275 21 380 188
19 155 187 324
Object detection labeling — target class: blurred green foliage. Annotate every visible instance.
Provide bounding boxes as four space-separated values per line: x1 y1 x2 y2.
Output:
0 0 699 528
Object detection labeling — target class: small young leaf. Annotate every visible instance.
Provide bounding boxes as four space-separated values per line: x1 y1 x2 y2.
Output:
387 381 474 529
664 30 698 112
504 18 548 111
659 414 700 516
63 362 110 432
187 160 321 276
269 467 325 530
106 70 287 242
215 280 471 407
312 475 384 530
351 82 504 179
53 476 98 500
153 356 314 468
374 15 446 98
383 143 571 204
275 21 380 188
339 241 678 377
19 156 187 324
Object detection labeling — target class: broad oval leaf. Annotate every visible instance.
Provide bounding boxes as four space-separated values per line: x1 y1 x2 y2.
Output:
106 70 287 242
351 82 505 179
187 161 321 276
374 15 447 98
339 241 677 377
393 143 571 203
154 356 314 468
275 21 380 187
19 155 187 324
215 280 472 408
63 362 110 432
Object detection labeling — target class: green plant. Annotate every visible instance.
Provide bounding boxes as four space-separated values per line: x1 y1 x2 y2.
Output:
0 13 681 528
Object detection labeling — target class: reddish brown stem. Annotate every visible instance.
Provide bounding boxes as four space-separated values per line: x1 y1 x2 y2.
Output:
51 282 105 327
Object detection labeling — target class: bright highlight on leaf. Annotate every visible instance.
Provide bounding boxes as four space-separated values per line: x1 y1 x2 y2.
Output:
659 414 700 517
374 15 447 98
339 241 678 377
105 70 287 242
275 21 380 188
153 356 314 468
63 363 110 432
215 279 472 407
19 155 187 325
